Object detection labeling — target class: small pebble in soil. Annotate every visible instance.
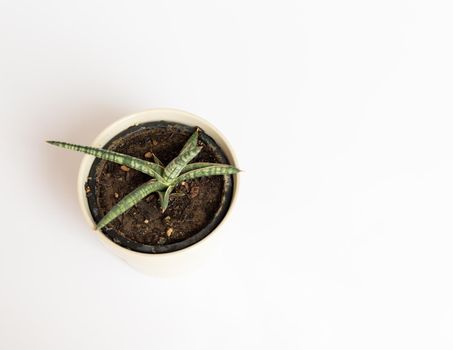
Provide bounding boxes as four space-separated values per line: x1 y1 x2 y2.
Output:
144 151 152 158
120 165 130 172
144 219 149 224
190 186 200 198
170 192 185 198
152 139 158 146
164 216 171 222
114 192 119 198
157 237 166 245
85 186 91 193
166 227 174 237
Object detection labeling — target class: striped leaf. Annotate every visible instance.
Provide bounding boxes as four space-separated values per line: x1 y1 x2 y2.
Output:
175 165 240 183
163 146 202 181
47 141 164 181
181 162 225 174
160 185 175 212
180 128 199 154
96 180 166 229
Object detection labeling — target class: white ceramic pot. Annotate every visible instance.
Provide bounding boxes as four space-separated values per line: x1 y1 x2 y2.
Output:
77 109 239 275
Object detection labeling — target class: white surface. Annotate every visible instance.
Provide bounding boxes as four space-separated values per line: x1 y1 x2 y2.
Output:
1 0 452 349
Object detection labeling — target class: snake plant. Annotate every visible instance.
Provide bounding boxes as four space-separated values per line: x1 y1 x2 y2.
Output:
47 128 240 230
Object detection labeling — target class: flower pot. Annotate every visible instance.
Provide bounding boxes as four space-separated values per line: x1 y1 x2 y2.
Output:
77 109 239 275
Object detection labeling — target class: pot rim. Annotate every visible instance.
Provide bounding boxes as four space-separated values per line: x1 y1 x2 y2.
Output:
77 108 239 258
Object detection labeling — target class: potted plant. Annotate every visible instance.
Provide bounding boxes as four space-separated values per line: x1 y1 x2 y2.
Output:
47 109 240 274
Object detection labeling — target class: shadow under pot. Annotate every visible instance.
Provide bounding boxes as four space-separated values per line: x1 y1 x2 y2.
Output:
85 121 234 254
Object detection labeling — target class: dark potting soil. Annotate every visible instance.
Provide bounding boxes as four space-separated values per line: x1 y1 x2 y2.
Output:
86 122 232 249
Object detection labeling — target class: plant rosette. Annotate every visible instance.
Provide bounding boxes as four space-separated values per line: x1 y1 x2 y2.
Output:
48 109 239 275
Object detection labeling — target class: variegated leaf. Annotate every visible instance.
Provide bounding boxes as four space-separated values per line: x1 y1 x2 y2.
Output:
181 162 225 174
180 128 199 154
163 146 202 181
96 180 166 229
160 185 175 212
175 165 240 183
47 141 164 181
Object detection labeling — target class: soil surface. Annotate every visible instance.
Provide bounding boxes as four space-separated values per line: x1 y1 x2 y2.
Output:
86 123 229 247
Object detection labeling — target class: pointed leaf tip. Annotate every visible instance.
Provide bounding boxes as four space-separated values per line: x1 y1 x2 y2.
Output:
174 164 240 183
43 141 165 181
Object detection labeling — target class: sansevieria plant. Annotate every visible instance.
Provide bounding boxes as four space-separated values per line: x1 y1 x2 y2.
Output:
47 128 240 230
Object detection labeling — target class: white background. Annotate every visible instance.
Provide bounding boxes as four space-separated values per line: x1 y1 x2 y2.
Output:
1 0 452 349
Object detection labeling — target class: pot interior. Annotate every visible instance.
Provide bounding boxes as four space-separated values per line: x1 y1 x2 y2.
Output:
85 121 234 254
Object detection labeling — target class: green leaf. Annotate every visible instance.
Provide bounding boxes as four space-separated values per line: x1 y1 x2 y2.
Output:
157 191 164 204
96 180 167 229
152 153 164 167
180 128 199 154
181 162 225 174
163 145 202 181
160 186 175 212
175 165 240 183
47 141 164 181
